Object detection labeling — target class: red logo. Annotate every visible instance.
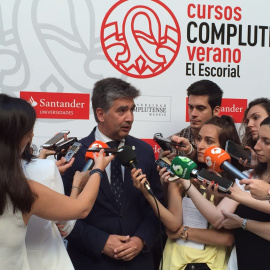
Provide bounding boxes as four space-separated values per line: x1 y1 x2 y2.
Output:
141 138 160 160
220 99 247 122
185 98 247 123
20 92 90 119
101 0 181 78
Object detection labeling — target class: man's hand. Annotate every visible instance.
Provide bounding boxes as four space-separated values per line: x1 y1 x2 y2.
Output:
113 236 144 261
103 235 130 258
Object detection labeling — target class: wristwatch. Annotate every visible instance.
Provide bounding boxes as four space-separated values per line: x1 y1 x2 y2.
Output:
181 226 189 241
267 189 270 203
241 218 248 230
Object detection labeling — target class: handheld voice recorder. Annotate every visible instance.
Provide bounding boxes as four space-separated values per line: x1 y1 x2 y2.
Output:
64 142 82 163
155 157 179 181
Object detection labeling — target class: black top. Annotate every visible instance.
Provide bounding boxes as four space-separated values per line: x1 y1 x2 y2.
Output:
234 203 270 270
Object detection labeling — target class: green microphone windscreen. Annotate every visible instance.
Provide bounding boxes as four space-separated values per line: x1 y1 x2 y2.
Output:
170 156 197 179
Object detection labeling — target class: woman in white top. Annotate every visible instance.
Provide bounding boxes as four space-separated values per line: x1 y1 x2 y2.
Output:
22 154 76 270
0 93 114 270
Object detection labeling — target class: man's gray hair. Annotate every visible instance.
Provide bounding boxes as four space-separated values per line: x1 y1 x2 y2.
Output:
91 78 140 123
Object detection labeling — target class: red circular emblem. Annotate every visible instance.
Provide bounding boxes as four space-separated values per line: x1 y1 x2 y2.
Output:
101 0 181 78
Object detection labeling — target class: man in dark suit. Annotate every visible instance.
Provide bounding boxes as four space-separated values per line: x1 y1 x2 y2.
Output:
63 78 164 270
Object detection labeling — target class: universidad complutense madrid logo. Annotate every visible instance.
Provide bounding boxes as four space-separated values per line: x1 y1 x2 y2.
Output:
101 0 181 78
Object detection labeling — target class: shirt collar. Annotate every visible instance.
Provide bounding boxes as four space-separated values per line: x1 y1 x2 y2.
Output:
95 126 125 148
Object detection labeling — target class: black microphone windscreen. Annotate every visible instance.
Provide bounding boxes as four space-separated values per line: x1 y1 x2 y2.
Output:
117 145 137 167
117 145 154 197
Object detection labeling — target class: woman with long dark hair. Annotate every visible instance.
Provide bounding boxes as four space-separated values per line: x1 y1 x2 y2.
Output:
0 94 114 270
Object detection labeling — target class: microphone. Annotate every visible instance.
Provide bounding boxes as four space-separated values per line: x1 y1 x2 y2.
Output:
117 145 154 197
170 156 197 179
171 156 233 193
82 151 95 172
82 141 108 172
204 146 248 180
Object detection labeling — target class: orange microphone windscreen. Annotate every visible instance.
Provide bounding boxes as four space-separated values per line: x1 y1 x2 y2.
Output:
204 146 231 172
85 141 108 161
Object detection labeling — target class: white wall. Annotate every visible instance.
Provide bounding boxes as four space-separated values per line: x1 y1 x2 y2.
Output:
1 0 269 151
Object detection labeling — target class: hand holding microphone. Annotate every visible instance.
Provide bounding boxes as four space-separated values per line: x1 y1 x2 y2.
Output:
170 156 197 179
82 141 109 172
88 144 155 196
131 168 151 197
73 143 115 191
92 148 115 173
75 141 110 191
117 145 154 197
86 143 154 195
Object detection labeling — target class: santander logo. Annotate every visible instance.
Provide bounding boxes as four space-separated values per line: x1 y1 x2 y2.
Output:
29 96 38 107
186 98 247 123
101 0 181 78
20 91 89 120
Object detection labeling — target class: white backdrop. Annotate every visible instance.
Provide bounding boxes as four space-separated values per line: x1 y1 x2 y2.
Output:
1 0 269 156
